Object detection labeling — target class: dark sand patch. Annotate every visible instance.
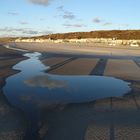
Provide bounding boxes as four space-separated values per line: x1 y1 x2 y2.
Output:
46 57 77 73
41 97 140 140
115 125 140 140
0 45 23 58
93 98 111 111
104 59 140 81
0 57 25 68
0 93 27 140
48 58 99 75
85 124 110 140
0 45 28 140
42 57 70 66
90 58 108 75
111 97 137 111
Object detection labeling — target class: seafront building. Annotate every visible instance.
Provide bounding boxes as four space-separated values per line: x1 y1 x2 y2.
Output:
15 38 140 47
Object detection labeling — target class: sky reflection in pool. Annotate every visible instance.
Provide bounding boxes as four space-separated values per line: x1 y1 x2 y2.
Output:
3 52 131 110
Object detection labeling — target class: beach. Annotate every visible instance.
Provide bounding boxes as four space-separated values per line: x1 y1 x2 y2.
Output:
0 46 28 140
0 44 140 140
14 42 140 56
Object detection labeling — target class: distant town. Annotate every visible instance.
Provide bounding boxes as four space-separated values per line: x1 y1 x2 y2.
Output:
1 30 140 47
15 37 140 47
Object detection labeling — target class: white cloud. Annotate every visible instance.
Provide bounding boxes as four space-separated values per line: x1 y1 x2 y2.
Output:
63 24 86 28
103 22 113 26
0 27 53 37
28 0 52 6
63 12 75 20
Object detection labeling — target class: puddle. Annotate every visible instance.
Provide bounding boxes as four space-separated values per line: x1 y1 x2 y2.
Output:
3 52 131 106
3 52 131 139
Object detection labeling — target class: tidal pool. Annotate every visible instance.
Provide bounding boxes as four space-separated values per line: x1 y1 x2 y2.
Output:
3 52 131 106
3 52 131 139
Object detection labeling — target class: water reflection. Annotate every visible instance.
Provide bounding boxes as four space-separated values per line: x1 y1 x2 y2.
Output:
25 75 66 89
3 52 132 139
3 52 131 108
24 74 131 105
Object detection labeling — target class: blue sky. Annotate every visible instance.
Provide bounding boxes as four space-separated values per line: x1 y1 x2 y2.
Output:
0 0 140 37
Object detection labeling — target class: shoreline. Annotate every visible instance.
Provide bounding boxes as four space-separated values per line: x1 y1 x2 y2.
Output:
12 42 140 57
4 44 29 52
1 44 140 140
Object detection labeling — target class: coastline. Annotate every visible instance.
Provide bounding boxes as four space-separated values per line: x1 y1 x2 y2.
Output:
1 44 140 140
13 42 140 57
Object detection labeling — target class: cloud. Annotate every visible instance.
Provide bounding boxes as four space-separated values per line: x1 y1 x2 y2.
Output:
103 22 129 27
57 5 64 11
8 12 19 16
40 30 53 34
93 17 103 23
56 6 77 20
117 24 129 27
28 0 52 6
25 75 66 89
63 12 76 20
40 18 46 21
23 30 39 34
103 22 113 26
63 24 86 28
93 17 129 28
20 21 29 25
0 27 37 34
0 27 53 37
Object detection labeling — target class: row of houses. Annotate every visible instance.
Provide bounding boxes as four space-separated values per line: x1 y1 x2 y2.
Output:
15 38 140 47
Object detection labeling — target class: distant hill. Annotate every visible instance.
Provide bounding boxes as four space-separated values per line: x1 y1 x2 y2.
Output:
31 30 140 40
0 37 16 43
1 30 140 43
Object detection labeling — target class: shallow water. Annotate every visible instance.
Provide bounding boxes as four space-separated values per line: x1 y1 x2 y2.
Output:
3 52 131 139
3 52 130 106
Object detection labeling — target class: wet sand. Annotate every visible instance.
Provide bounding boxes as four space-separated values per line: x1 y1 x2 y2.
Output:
42 57 70 66
47 58 99 75
0 93 28 140
40 54 140 81
42 87 140 140
0 44 140 140
36 46 140 140
0 45 28 140
15 42 140 56
104 59 140 81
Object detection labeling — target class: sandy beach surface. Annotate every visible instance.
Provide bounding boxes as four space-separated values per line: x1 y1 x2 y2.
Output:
14 42 140 56
0 46 28 140
0 44 140 140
